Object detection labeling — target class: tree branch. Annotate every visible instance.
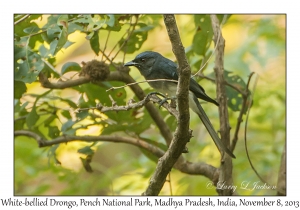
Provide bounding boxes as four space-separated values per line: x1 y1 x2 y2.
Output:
78 93 179 121
14 14 30 25
14 130 217 180
210 14 233 196
143 14 191 196
39 70 174 146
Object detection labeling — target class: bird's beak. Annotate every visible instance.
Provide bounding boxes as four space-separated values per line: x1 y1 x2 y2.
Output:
124 61 137 67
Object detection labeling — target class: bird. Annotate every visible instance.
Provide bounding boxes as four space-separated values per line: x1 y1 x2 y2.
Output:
124 51 235 158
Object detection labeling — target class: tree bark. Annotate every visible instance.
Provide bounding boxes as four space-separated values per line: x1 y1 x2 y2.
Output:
210 14 233 196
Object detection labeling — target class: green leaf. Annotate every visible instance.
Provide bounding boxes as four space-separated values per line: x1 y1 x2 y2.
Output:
85 31 94 40
26 107 39 128
47 144 61 165
46 24 61 42
48 126 60 138
73 16 91 24
14 15 42 37
119 30 148 54
17 101 29 115
107 15 115 27
192 15 213 56
78 146 95 156
60 98 78 109
223 70 247 112
53 27 68 55
23 25 40 34
61 119 75 133
39 44 49 58
90 31 100 56
14 117 26 130
76 94 90 109
61 110 71 119
67 22 84 34
14 37 45 83
134 25 154 33
57 15 68 26
44 115 57 126
76 110 89 121
61 62 81 75
63 40 75 49
14 80 27 99
41 59 60 79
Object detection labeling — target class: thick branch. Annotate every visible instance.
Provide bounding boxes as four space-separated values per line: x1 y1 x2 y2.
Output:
14 130 217 179
143 15 191 196
39 73 90 89
211 14 233 196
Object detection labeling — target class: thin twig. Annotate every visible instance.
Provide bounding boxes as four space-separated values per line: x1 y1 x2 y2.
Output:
197 73 246 96
111 15 139 62
107 16 135 61
167 173 173 196
101 30 111 61
230 72 255 151
14 14 30 25
243 75 272 187
106 79 178 92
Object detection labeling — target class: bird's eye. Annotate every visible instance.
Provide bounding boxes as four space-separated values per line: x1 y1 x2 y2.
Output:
141 58 145 63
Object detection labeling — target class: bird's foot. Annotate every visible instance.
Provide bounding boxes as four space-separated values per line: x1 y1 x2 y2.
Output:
145 92 167 100
158 95 177 108
145 92 177 109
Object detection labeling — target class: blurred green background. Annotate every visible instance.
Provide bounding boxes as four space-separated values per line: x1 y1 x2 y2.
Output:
14 14 285 195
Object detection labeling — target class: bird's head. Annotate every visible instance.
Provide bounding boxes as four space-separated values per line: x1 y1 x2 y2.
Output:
124 51 161 77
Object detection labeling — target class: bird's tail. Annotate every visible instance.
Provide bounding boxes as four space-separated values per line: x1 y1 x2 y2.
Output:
194 98 236 158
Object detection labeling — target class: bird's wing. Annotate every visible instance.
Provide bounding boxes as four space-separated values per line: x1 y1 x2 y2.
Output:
160 58 218 106
189 78 219 106
158 58 179 80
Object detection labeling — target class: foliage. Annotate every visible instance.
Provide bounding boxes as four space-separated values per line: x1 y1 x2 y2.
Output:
14 14 285 195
